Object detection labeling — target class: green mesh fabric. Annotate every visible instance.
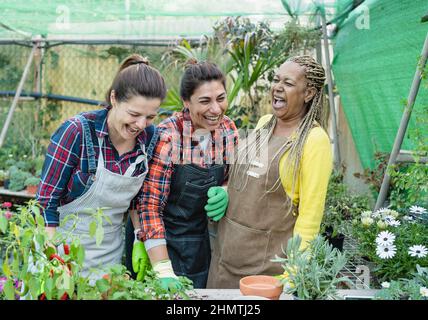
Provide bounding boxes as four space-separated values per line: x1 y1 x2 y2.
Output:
0 0 287 38
332 0 428 169
0 0 355 39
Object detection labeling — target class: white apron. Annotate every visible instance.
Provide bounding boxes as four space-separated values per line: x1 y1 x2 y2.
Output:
57 137 148 278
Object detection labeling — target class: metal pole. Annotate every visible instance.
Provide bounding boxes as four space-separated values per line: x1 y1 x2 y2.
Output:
321 10 341 169
315 13 323 64
0 43 37 148
375 32 428 211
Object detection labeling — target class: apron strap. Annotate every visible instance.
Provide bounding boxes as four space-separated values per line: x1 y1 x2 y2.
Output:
76 115 97 174
124 144 147 177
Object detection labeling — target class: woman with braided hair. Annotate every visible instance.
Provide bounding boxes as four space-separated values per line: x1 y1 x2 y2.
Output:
207 55 333 288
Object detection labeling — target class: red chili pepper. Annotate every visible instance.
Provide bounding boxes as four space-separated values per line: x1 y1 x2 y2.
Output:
63 244 70 255
39 293 46 300
49 254 65 264
60 292 69 300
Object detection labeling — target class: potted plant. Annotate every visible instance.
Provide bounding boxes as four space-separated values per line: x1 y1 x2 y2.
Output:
272 235 352 300
374 265 428 300
7 166 31 192
321 172 370 251
0 201 193 300
351 206 428 284
24 176 40 195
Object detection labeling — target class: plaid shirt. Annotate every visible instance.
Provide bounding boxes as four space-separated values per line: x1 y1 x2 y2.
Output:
138 109 239 241
37 107 148 227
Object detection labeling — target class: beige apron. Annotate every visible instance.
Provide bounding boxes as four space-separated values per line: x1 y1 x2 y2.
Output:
57 137 148 278
207 135 297 288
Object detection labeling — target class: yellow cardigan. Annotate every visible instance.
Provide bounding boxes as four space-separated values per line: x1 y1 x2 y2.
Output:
256 114 333 249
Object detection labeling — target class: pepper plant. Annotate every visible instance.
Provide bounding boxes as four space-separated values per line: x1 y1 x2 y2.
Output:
0 201 193 300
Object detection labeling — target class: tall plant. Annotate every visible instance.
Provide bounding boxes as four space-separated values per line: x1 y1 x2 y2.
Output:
214 17 320 128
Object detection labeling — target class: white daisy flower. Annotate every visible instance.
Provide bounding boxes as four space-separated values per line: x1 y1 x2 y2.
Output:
361 211 372 219
403 215 415 221
388 209 400 219
377 220 388 229
387 219 401 227
361 217 374 226
420 287 428 298
376 244 397 259
408 245 428 258
376 231 396 246
409 206 427 215
372 210 383 219
381 281 390 288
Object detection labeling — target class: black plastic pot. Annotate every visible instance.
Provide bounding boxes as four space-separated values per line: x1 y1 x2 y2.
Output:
328 234 345 252
323 226 345 252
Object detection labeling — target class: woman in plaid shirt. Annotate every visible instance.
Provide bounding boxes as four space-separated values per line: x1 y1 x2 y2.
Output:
36 54 166 278
129 60 239 288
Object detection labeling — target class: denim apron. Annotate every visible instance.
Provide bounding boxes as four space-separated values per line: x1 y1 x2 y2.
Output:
163 163 224 288
57 115 148 278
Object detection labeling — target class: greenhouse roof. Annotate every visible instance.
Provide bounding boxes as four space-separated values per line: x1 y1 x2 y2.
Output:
0 0 351 42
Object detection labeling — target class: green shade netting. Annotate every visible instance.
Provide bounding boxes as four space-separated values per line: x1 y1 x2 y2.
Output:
332 0 428 169
0 0 352 39
0 0 287 39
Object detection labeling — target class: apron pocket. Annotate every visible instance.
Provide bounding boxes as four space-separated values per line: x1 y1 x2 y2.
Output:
176 180 217 220
69 170 95 199
219 217 270 275
167 234 211 276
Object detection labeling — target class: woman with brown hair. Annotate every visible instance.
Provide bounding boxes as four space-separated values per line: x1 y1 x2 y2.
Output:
207 55 333 288
36 54 166 278
129 60 239 289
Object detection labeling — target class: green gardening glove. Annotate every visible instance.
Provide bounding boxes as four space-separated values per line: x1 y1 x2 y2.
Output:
205 186 228 222
159 277 183 291
132 229 151 281
153 260 184 291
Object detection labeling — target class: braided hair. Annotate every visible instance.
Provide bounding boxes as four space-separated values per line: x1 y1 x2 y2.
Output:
230 55 327 214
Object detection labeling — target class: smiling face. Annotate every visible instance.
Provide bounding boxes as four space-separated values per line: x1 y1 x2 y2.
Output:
184 80 228 131
271 61 316 122
108 93 160 142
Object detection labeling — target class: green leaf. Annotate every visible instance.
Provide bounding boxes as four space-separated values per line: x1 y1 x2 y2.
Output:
35 212 45 227
2 260 12 277
76 245 85 265
4 279 16 300
0 214 8 233
45 277 54 300
96 225 104 246
29 277 41 299
95 278 110 293
89 221 97 237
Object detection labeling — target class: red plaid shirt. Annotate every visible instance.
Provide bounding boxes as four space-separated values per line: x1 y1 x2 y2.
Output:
138 109 238 241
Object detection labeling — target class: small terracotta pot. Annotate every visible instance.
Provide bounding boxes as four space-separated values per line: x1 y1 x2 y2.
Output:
26 185 38 195
239 275 283 300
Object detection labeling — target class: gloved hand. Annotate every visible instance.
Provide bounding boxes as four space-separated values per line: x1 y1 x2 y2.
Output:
132 228 151 281
153 259 183 291
205 186 228 222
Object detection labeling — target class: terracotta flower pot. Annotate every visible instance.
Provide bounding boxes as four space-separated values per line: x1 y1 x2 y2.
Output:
239 275 283 300
26 185 38 195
